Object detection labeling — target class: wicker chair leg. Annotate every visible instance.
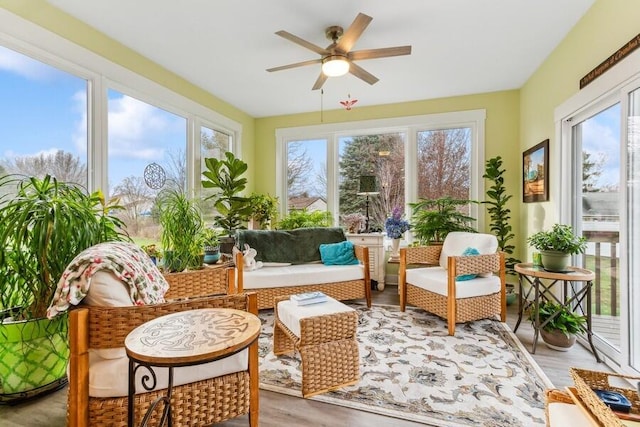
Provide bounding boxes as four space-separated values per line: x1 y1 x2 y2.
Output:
273 321 294 355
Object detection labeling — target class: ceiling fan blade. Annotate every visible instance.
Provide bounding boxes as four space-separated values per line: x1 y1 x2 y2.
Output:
336 13 372 52
275 30 328 55
348 45 412 61
312 72 328 90
266 58 322 72
349 62 379 85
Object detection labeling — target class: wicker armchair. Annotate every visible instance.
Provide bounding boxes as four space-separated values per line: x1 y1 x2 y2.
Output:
398 232 506 335
67 266 259 427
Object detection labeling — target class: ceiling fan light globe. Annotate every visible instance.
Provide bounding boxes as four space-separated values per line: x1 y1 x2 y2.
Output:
322 56 350 77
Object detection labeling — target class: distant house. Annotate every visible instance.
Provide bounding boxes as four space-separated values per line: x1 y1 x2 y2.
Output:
288 196 327 212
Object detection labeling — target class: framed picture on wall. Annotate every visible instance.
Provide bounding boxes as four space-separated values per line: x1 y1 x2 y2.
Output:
523 139 549 203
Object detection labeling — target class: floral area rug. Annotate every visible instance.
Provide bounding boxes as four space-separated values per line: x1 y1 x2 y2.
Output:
257 303 553 427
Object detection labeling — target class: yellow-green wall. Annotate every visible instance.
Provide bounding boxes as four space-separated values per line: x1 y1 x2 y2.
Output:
519 0 640 260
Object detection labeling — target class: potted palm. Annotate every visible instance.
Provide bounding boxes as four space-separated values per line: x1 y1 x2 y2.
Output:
158 188 204 272
409 196 476 245
527 224 587 272
201 152 252 254
529 301 587 351
0 174 128 401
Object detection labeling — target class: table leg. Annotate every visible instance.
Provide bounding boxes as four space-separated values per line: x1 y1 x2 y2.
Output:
514 273 525 332
585 280 602 363
128 359 135 427
531 277 541 354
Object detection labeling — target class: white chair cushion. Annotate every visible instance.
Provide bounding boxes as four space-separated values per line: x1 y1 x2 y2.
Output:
406 267 501 298
277 296 355 337
83 271 134 307
439 232 499 270
242 264 364 289
88 348 248 397
547 402 593 426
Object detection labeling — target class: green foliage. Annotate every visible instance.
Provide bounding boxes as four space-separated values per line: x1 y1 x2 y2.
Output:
0 174 129 320
158 189 204 271
201 227 221 249
409 196 476 244
276 210 333 229
527 224 587 254
529 301 587 337
482 156 520 273
201 152 252 235
249 193 279 229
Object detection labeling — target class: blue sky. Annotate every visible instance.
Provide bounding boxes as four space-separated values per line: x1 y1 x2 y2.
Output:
0 45 185 191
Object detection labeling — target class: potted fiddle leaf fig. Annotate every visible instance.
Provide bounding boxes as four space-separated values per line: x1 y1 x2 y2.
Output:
0 174 128 401
527 224 587 272
201 152 252 254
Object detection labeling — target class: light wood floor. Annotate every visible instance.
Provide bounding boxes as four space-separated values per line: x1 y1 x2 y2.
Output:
2 286 609 427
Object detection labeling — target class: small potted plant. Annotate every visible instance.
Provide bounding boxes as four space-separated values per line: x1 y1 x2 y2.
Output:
385 206 410 261
529 301 587 351
527 224 587 272
202 227 221 264
141 243 160 265
248 193 279 230
409 196 476 245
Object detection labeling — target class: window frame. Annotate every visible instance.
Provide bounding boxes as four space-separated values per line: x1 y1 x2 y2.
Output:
276 110 486 233
0 9 242 197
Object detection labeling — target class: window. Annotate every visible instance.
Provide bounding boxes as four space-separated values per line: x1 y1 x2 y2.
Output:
276 111 486 235
0 45 88 187
0 12 242 247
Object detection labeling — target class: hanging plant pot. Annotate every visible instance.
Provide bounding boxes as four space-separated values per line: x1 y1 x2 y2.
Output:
540 250 571 272
0 311 69 403
540 329 576 351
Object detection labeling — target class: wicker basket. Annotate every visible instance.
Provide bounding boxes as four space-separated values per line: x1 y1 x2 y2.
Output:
569 367 640 427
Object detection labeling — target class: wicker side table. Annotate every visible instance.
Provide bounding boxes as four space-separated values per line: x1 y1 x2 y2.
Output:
273 295 359 398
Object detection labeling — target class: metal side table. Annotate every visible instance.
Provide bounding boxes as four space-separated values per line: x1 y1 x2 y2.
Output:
513 263 601 362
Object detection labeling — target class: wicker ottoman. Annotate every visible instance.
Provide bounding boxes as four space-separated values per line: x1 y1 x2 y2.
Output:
273 295 359 398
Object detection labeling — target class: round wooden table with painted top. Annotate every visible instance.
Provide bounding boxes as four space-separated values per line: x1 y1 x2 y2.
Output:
124 308 261 427
513 263 600 362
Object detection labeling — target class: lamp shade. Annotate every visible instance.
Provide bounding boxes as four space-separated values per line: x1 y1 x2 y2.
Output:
322 55 350 77
357 175 379 195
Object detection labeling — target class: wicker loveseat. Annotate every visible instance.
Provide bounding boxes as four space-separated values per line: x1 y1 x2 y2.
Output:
398 232 506 335
234 227 372 310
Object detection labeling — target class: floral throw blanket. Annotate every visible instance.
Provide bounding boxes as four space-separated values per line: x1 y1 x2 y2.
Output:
46 241 169 318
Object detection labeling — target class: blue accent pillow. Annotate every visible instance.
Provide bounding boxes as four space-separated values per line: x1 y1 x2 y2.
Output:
457 247 480 281
319 241 359 265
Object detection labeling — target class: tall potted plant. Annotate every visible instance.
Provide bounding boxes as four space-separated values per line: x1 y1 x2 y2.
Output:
483 156 520 275
527 224 587 272
0 174 128 401
157 188 204 272
409 196 476 245
201 152 252 253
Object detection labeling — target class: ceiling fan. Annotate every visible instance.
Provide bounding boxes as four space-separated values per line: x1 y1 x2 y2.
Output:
266 12 412 90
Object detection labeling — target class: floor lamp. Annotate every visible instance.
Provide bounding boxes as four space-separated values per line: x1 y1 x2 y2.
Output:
357 175 379 233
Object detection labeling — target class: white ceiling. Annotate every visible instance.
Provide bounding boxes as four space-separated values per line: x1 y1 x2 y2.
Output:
48 0 595 118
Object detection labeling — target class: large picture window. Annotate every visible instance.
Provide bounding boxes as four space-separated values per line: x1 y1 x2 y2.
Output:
276 111 486 237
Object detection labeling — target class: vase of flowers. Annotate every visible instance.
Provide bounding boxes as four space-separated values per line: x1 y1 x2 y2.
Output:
385 206 410 261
